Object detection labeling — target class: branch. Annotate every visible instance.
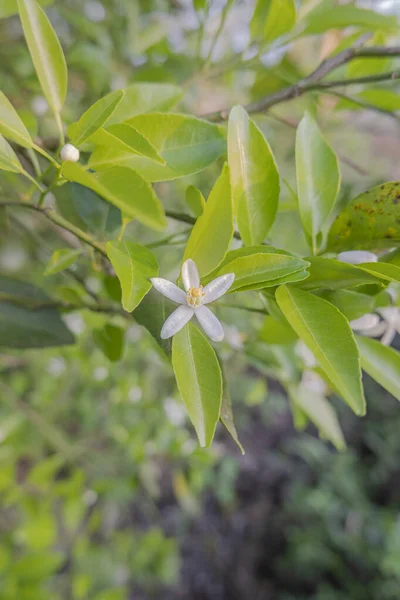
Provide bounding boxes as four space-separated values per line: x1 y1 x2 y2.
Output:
0 201 107 258
165 209 242 240
203 44 400 121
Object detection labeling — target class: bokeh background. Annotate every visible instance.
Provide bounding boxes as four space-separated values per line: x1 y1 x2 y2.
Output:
1 1 400 598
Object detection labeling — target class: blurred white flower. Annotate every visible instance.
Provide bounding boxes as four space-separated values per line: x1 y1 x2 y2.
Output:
300 370 329 396
93 366 108 381
31 96 48 116
337 250 378 264
163 397 186 426
151 259 234 341
84 0 106 22
64 313 85 335
296 340 318 368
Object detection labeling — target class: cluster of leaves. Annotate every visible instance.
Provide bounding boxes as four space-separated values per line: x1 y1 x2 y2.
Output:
1 0 400 456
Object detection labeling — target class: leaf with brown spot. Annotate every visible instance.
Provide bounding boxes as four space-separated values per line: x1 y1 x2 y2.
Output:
327 182 400 251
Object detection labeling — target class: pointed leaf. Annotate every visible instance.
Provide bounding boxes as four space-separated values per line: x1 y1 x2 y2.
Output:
328 182 400 251
134 288 173 358
301 257 382 290
228 105 280 245
358 261 400 284
356 336 400 401
251 0 296 44
89 113 226 182
185 185 205 218
69 90 124 147
296 112 340 248
0 133 23 172
276 285 366 415
17 0 67 114
0 91 33 148
172 322 222 447
44 248 81 276
106 83 183 124
106 241 158 312
183 164 233 277
91 123 165 165
61 162 166 231
220 375 245 454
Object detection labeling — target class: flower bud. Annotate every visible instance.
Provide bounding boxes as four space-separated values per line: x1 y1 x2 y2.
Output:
60 143 80 163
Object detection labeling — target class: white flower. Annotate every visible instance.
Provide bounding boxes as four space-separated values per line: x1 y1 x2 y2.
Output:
300 370 329 396
151 259 234 341
60 143 80 163
337 250 378 265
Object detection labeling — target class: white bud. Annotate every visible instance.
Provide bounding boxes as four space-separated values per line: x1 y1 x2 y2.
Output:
337 250 378 265
60 143 80 163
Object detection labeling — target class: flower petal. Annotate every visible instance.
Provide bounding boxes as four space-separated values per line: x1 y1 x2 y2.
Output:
350 313 380 331
150 278 186 304
337 250 378 265
195 306 224 342
181 259 200 291
203 273 235 304
160 305 194 339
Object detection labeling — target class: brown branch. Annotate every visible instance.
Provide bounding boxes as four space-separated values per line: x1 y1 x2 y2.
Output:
203 44 400 121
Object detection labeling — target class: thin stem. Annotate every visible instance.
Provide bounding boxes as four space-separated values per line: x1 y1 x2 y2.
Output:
55 111 65 147
0 292 126 316
218 302 267 315
27 148 41 177
20 169 45 193
165 209 242 240
202 0 234 73
328 90 400 122
32 143 60 168
0 201 107 258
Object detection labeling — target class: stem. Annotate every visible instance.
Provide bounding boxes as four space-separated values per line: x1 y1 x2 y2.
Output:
219 302 267 315
328 90 400 122
55 111 65 147
32 143 60 168
202 0 234 73
27 148 41 177
0 201 107 258
0 292 126 316
21 169 45 193
165 209 242 240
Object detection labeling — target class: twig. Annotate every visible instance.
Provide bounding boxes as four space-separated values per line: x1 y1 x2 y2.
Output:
203 44 400 121
165 209 242 240
328 89 400 122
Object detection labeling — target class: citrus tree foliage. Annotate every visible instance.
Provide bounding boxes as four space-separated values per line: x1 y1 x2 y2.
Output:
1 0 400 463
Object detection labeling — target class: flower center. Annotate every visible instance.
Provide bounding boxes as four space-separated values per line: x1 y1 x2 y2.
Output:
186 286 205 308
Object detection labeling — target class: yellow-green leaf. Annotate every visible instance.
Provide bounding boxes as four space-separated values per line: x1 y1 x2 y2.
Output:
61 162 166 231
185 185 205 218
93 324 125 362
251 0 296 44
0 91 33 148
356 336 400 402
182 164 233 277
44 248 81 276
69 90 125 147
17 0 67 115
106 241 158 312
276 285 366 415
0 133 23 172
228 105 280 246
172 322 222 447
106 83 183 124
91 123 165 165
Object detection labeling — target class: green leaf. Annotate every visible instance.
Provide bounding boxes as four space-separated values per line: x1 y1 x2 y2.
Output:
220 373 245 454
0 91 33 148
185 185 205 218
17 0 67 115
295 112 340 250
69 90 125 148
106 241 158 312
356 336 400 402
0 133 23 172
91 123 165 165
289 386 346 450
259 315 298 345
172 322 222 447
301 4 396 35
336 89 400 112
251 0 296 44
134 288 173 358
318 289 375 321
44 248 82 276
89 113 226 182
276 285 366 415
61 162 166 231
205 246 309 292
106 83 183 124
182 164 233 277
93 324 125 362
55 182 121 235
228 105 280 246
0 276 74 348
300 257 382 291
357 262 400 284
328 182 400 251
0 0 52 19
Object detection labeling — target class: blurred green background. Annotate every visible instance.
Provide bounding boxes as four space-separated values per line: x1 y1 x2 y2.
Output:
1 0 400 598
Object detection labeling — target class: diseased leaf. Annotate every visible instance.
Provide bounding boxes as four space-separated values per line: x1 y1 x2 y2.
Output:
356 336 400 402
185 185 205 218
93 324 125 362
289 386 346 450
0 133 23 172
183 164 233 277
61 162 166 231
0 91 33 148
296 112 340 250
106 241 158 312
44 248 81 276
228 105 280 246
106 83 183 124
0 276 74 348
276 285 366 415
89 113 226 182
17 0 67 115
328 182 400 251
69 90 125 147
172 322 222 447
91 123 165 165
